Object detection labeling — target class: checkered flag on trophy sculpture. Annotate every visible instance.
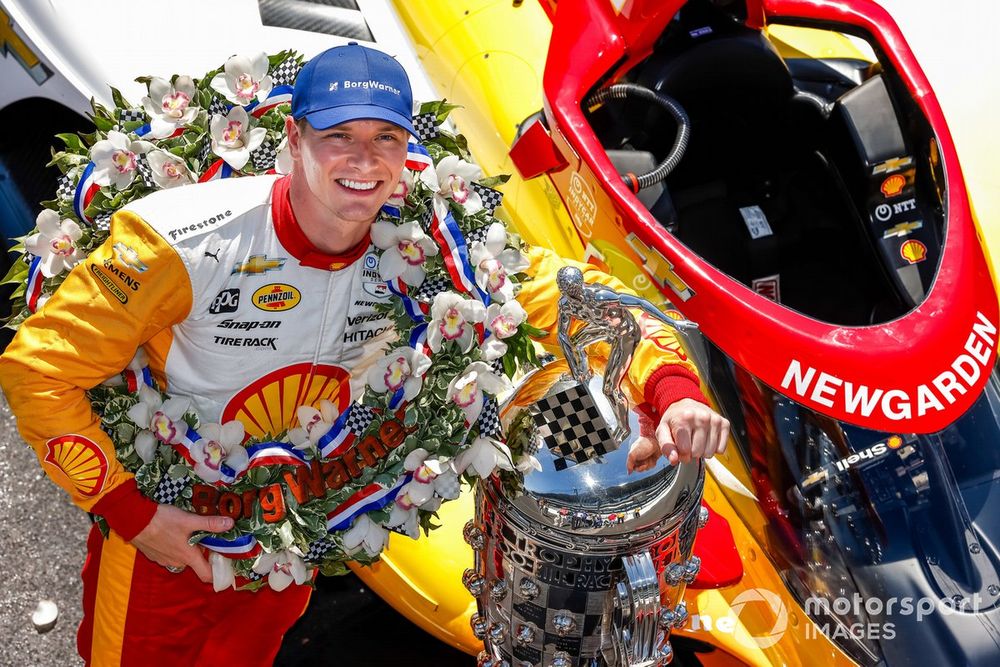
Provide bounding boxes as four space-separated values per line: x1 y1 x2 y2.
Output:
472 183 504 214
270 58 302 86
412 112 440 142
531 385 615 470
153 473 191 504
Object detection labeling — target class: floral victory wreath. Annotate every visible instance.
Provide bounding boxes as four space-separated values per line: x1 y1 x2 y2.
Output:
3 51 544 591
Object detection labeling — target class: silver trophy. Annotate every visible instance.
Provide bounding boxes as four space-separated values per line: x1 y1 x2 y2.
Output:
465 267 709 667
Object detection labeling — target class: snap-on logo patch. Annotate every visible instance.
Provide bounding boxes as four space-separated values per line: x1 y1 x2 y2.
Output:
252 283 301 312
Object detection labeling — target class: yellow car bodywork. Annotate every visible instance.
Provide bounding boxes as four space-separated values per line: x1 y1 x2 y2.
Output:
351 2 873 665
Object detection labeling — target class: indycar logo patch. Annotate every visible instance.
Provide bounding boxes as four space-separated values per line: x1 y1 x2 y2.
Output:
44 434 109 497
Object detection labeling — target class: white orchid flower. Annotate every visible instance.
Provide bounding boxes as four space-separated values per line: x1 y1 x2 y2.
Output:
469 222 530 303
447 361 512 424
516 453 543 474
189 421 248 484
342 514 389 558
126 384 190 463
287 399 338 450
482 301 529 359
253 549 308 592
455 436 515 479
146 150 195 189
209 551 235 592
383 503 419 540
367 347 432 402
141 76 198 139
370 220 439 286
210 52 273 106
24 210 84 277
275 136 292 174
210 106 266 170
397 448 453 507
427 292 486 353
434 154 483 213
90 130 153 190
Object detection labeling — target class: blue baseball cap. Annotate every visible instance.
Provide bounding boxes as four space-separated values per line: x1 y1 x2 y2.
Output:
291 42 415 135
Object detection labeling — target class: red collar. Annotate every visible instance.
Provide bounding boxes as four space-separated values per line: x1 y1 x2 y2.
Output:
270 175 371 271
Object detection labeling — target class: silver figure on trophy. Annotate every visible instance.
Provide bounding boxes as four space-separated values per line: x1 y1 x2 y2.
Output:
465 267 710 667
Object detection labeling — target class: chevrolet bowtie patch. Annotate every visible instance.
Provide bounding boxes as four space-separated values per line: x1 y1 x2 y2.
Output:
232 254 287 276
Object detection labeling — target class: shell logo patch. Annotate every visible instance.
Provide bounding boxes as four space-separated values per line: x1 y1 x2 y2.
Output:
252 283 301 312
900 239 928 265
222 363 352 440
44 435 109 496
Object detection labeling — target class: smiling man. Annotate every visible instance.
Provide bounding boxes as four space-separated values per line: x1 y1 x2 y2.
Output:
0 43 727 665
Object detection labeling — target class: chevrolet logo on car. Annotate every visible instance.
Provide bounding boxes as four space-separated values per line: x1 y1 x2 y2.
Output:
232 254 287 276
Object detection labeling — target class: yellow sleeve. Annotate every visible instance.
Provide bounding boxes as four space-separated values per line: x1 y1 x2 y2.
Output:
517 245 704 407
0 211 192 538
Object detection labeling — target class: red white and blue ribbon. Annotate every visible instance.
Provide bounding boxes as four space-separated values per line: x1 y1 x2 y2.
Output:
430 207 489 304
244 441 309 470
199 533 262 560
133 124 184 140
326 474 411 532
199 159 234 182
405 142 433 172
316 406 362 459
25 256 44 313
249 85 294 118
386 278 426 322
73 163 100 223
409 322 428 357
123 366 154 393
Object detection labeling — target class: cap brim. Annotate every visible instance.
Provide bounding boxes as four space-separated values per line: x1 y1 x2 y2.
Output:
304 104 416 138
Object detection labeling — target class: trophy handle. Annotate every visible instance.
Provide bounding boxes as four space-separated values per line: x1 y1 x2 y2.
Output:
606 552 663 667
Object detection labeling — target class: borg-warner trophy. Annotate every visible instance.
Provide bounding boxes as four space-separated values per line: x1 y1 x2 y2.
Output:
464 267 709 667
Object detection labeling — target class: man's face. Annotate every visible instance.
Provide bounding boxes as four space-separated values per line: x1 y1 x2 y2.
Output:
287 117 408 231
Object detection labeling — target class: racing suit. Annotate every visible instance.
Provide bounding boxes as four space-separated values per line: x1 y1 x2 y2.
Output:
0 174 705 666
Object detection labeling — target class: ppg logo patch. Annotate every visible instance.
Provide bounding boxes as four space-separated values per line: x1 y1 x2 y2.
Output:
210 288 240 314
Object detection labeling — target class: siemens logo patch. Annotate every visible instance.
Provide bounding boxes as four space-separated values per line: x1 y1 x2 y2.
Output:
169 209 233 241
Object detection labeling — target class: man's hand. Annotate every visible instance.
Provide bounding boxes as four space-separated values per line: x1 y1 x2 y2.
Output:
131 504 234 583
657 398 729 465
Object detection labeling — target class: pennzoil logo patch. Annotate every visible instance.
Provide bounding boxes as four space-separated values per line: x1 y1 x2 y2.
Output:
44 434 109 496
252 283 301 312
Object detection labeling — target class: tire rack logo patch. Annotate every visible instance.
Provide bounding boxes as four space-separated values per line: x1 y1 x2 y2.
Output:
252 283 301 312
232 254 286 276
44 434 109 497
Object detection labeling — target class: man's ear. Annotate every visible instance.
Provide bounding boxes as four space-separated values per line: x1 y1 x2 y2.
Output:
286 116 302 159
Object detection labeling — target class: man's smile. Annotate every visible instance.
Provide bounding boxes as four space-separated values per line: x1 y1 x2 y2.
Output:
336 178 380 192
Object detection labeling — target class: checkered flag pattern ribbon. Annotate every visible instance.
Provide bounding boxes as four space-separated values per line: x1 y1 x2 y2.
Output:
345 402 378 435
471 183 503 214
208 96 229 118
136 154 155 188
413 275 451 303
479 395 502 438
94 212 113 231
270 58 302 87
252 140 277 171
198 139 214 164
411 112 440 142
56 173 74 202
152 473 190 504
304 536 339 563
465 224 490 245
117 108 146 124
531 385 615 470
